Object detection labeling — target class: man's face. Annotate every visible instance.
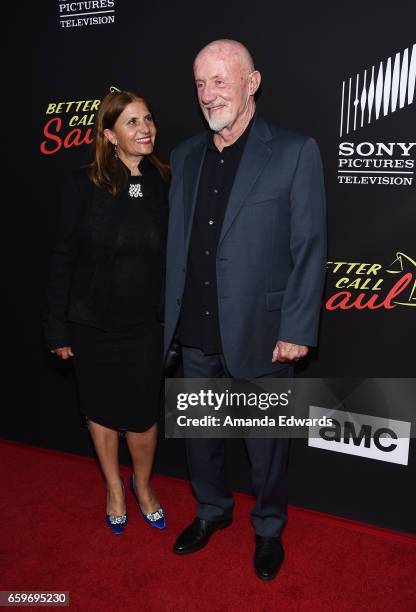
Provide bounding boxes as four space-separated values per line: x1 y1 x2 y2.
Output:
194 51 251 132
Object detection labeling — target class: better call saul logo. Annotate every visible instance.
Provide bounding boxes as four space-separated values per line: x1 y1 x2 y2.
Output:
337 44 415 187
308 406 411 465
39 86 122 155
40 97 99 155
325 252 416 311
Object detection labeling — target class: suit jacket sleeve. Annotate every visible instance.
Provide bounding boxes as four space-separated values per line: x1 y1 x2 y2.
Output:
43 172 87 350
278 138 327 346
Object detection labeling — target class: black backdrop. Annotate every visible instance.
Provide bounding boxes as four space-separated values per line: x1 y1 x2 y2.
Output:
3 1 415 533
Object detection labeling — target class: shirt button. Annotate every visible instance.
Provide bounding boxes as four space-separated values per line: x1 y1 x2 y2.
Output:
205 311 210 316
208 220 214 225
213 188 218 194
204 250 210 255
204 280 210 286
220 159 224 164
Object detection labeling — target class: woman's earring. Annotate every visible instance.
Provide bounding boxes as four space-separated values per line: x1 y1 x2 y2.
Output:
113 143 119 159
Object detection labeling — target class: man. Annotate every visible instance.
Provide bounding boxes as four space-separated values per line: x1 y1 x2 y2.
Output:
164 39 326 580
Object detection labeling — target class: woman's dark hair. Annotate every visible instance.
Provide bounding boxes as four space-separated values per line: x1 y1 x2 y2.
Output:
87 90 169 195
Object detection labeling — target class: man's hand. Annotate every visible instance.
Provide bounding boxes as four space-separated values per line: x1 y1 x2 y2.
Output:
51 346 74 360
272 340 308 363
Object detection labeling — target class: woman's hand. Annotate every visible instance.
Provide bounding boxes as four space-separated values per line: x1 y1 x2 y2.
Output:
51 347 74 359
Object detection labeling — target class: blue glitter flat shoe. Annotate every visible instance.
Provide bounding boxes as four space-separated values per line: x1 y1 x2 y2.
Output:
105 481 128 535
129 473 166 530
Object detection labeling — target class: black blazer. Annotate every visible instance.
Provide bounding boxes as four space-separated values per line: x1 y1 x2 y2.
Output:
43 164 167 350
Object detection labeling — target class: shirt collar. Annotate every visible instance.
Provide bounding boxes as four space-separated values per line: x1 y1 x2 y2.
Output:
118 155 149 175
208 113 256 152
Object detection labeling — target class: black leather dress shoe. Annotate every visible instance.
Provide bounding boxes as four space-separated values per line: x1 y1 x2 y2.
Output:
173 517 232 555
254 535 284 580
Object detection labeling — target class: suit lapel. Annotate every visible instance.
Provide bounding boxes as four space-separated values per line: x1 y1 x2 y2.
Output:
183 136 208 249
88 185 128 320
90 183 124 246
219 116 273 245
181 117 273 249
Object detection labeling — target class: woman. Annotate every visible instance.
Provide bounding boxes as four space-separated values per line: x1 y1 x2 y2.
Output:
44 90 169 534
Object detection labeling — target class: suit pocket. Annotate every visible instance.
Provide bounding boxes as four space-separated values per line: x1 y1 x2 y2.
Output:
244 190 284 206
266 290 285 311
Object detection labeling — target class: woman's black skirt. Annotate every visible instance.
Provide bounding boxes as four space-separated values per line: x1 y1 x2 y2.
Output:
70 320 163 432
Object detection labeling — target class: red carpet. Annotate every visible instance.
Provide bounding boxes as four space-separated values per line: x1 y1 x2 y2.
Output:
1 439 415 612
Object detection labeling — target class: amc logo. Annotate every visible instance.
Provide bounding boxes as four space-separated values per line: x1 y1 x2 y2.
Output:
308 406 411 465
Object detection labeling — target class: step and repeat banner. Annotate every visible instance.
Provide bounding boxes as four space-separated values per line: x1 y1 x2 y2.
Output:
5 1 416 531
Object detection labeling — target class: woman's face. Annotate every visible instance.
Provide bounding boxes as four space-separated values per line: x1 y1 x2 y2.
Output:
104 100 156 160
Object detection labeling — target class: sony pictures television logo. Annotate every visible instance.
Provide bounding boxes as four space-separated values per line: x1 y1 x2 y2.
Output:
58 1 116 29
308 406 411 465
337 44 416 187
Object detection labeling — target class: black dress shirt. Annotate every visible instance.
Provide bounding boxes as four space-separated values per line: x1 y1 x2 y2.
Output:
179 118 253 354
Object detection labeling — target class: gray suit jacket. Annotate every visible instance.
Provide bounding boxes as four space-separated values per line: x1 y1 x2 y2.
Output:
164 114 326 378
